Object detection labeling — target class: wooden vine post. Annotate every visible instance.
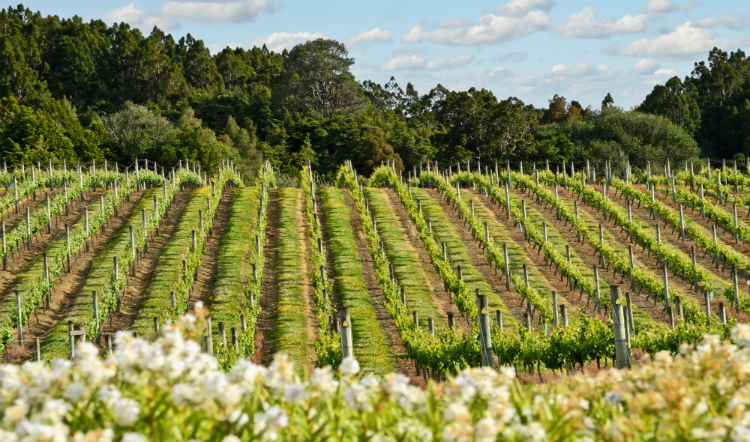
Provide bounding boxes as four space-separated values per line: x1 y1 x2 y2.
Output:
339 308 354 360
609 285 632 369
476 290 493 367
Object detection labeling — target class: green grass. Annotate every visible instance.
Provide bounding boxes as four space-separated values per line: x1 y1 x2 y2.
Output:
504 185 658 331
364 188 445 329
133 186 213 333
463 189 558 311
550 179 701 317
411 188 515 322
210 188 259 358
270 188 312 365
320 187 396 374
39 188 162 358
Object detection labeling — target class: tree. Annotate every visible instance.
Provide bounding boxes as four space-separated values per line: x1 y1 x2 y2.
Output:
541 94 567 123
0 96 78 165
274 39 365 116
638 76 701 136
688 48 750 158
178 34 222 91
102 102 176 162
601 93 614 110
565 109 699 172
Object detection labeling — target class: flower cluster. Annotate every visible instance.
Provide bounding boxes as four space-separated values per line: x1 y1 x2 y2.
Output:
0 316 747 442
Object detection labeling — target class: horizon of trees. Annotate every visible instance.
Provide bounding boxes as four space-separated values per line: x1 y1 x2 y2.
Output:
0 4 748 181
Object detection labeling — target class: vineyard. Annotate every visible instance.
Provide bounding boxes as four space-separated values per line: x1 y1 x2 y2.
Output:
0 157 744 380
0 157 748 440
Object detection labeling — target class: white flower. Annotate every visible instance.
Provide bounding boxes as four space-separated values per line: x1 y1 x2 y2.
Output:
284 383 308 404
230 360 266 388
16 420 69 442
72 428 115 442
121 432 149 442
0 428 18 442
75 342 99 361
113 398 139 426
309 367 337 394
443 422 472 442
3 399 27 426
344 384 372 411
444 403 470 423
97 385 121 407
604 391 623 405
340 357 360 376
731 324 750 348
172 383 200 406
731 425 750 442
254 406 288 441
693 400 709 416
474 417 498 442
523 422 547 442
266 354 295 392
38 399 70 425
222 435 241 442
64 382 88 402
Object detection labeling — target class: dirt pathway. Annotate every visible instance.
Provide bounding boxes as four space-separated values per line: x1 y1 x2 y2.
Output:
652 184 750 257
563 186 704 310
188 187 235 310
343 189 421 385
464 188 575 317
99 189 193 335
0 190 105 301
0 189 61 232
421 188 531 327
297 192 318 369
315 194 339 312
379 188 471 333
610 188 736 283
254 189 280 365
18 190 147 348
522 187 671 323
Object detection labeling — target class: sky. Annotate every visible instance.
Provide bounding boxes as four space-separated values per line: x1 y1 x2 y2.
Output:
22 0 750 109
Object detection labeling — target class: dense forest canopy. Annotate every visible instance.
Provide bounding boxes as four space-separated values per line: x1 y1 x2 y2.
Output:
1 4 748 180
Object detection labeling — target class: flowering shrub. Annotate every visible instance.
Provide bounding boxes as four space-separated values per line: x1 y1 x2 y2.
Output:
0 312 748 442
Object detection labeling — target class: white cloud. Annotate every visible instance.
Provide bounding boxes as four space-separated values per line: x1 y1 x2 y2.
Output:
692 14 745 30
513 62 614 95
654 68 678 76
632 58 659 74
380 54 474 71
426 55 473 70
555 7 647 38
493 0 554 16
250 32 327 52
619 22 727 57
645 0 678 14
381 55 425 71
161 0 275 22
101 2 177 30
101 0 275 31
489 65 509 76
345 27 392 47
402 2 550 45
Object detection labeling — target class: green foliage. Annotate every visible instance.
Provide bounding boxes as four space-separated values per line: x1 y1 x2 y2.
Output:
273 39 366 117
300 166 339 368
564 109 700 174
319 186 397 374
102 102 177 162
0 3 744 180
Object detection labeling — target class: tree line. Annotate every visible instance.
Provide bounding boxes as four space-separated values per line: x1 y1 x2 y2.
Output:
1 4 748 180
